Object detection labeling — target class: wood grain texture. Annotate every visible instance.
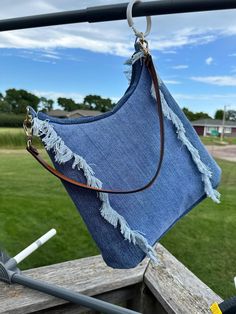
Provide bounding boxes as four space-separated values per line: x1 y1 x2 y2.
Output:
0 245 223 314
0 255 148 314
144 243 223 314
34 285 138 314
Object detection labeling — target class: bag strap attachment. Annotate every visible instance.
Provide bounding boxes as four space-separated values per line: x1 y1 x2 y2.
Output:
25 54 164 195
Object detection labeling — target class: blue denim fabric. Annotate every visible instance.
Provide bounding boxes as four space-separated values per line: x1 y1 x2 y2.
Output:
30 57 221 269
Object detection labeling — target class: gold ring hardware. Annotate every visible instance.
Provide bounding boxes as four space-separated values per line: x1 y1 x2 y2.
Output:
23 110 33 148
138 36 149 56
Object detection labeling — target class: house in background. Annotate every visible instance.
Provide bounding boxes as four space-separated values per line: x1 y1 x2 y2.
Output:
192 119 236 137
47 109 68 118
67 109 101 118
47 109 101 118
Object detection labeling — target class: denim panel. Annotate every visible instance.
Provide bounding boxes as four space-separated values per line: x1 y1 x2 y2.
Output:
159 82 221 188
32 57 221 268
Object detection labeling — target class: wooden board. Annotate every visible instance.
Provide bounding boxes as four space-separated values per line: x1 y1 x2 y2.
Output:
144 243 223 314
0 244 223 313
0 255 148 314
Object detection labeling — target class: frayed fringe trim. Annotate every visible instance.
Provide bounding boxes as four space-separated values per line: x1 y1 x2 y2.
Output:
151 83 220 204
32 117 158 262
124 51 144 82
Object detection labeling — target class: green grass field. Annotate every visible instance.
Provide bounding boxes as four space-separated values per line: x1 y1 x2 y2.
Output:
0 128 24 133
200 136 236 145
0 148 235 299
0 127 26 147
0 150 99 270
0 127 41 148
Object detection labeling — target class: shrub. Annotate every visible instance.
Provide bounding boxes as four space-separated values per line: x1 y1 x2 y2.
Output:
0 132 26 147
0 114 25 127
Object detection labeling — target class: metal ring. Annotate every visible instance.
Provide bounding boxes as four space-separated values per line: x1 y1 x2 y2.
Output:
126 0 152 38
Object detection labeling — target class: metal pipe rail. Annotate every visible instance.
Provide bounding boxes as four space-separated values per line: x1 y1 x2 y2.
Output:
0 0 236 32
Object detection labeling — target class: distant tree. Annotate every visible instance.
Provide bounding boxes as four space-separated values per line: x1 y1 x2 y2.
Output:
214 109 236 121
214 109 224 120
40 97 54 112
0 88 117 115
83 95 115 112
4 89 40 114
83 95 101 110
57 97 80 111
182 107 195 121
194 111 211 120
182 107 211 121
0 100 12 113
227 110 236 121
100 98 115 112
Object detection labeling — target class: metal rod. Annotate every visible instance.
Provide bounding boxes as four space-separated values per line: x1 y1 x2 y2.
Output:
12 273 140 314
0 0 236 32
5 229 56 270
13 229 56 265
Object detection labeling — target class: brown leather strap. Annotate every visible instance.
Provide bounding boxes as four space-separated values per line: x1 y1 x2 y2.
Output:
27 54 164 194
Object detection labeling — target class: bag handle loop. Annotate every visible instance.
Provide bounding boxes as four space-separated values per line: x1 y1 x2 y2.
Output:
25 53 164 195
126 0 152 38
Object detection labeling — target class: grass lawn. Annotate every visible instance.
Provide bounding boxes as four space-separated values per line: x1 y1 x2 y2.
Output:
0 127 26 147
0 149 235 300
0 127 41 148
0 149 99 270
200 135 236 145
0 128 24 134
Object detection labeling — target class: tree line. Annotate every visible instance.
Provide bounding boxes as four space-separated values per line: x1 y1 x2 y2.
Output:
0 89 116 114
0 88 235 121
183 107 236 121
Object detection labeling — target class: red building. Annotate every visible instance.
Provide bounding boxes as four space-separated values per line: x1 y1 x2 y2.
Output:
192 119 236 137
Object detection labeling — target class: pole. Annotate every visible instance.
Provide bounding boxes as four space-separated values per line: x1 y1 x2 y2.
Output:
220 105 227 142
0 0 236 32
0 229 140 314
12 273 140 314
5 229 56 270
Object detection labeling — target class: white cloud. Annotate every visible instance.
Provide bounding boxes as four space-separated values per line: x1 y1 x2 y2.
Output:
231 66 236 73
173 93 236 117
229 53 236 57
33 90 84 103
0 1 235 56
172 64 189 70
191 76 236 86
32 90 119 105
151 28 217 52
0 48 83 63
163 79 181 84
205 56 213 65
41 53 61 60
174 93 236 101
0 28 133 57
160 50 177 54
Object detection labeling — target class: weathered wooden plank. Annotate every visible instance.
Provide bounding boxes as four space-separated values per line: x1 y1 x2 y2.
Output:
34 285 138 314
0 244 224 314
144 243 223 314
0 255 148 314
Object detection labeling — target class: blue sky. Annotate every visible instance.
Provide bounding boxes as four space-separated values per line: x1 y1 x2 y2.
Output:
0 1 236 117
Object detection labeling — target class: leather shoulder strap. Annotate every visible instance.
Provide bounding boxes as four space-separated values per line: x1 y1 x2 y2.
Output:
27 54 164 195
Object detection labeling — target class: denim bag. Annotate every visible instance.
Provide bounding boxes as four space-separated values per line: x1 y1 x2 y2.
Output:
25 41 221 269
